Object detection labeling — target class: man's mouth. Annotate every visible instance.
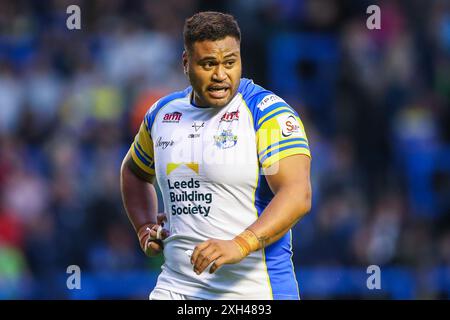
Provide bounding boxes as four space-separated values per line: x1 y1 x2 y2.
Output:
207 86 230 99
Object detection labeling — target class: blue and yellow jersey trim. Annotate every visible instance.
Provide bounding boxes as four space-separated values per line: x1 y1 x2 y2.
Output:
256 111 310 168
130 121 155 175
238 78 311 169
129 88 192 176
239 78 306 300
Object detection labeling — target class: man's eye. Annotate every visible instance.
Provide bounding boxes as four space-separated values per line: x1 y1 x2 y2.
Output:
225 61 235 67
203 62 213 69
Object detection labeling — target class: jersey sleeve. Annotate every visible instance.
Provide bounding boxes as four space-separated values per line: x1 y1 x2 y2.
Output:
129 112 155 175
254 94 311 168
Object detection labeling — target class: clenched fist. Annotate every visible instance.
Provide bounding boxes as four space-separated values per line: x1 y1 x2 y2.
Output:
137 213 170 256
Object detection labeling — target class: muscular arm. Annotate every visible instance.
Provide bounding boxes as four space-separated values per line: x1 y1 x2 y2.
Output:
192 154 312 274
247 154 312 247
120 150 158 232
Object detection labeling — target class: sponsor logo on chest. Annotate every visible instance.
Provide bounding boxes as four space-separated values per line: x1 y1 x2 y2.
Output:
188 121 205 138
220 110 239 122
166 163 213 218
156 136 175 149
162 112 182 123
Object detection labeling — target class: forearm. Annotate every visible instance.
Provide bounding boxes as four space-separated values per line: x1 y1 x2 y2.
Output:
248 183 311 248
120 152 158 233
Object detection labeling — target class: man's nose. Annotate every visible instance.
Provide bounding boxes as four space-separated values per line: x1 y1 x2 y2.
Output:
212 65 227 82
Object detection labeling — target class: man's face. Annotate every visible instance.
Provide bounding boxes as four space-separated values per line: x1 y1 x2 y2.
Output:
183 36 242 108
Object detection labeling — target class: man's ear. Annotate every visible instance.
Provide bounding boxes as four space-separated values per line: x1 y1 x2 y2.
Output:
182 50 188 74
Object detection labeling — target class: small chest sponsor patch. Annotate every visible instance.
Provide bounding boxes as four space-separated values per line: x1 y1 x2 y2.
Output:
220 110 239 122
162 112 182 123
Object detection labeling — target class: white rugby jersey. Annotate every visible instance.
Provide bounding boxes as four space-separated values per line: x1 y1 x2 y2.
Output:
129 78 310 300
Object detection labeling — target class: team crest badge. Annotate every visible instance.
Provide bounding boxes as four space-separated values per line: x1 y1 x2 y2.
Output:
214 129 238 149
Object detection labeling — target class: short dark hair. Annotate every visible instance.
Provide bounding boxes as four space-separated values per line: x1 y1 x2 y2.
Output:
183 11 241 52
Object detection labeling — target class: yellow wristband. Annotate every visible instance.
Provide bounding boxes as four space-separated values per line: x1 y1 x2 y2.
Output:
232 229 261 258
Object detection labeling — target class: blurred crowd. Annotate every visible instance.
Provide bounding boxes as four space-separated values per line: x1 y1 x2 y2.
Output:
0 0 449 298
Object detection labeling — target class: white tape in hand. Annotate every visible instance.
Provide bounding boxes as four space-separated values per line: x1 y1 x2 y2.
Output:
156 225 163 240
145 227 153 250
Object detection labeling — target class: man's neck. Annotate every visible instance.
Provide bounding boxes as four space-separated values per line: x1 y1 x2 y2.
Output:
190 92 209 108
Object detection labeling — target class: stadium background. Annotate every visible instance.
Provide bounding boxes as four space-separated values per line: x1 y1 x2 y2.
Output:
0 0 449 299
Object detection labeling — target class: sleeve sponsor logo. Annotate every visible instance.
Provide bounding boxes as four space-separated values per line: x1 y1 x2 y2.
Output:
257 94 285 111
277 114 303 137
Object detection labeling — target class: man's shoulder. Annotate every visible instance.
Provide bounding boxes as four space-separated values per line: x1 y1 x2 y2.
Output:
238 78 268 101
150 87 192 113
238 78 288 115
144 86 191 130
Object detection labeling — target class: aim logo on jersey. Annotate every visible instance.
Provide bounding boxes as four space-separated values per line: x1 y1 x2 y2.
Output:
162 111 182 123
214 129 238 149
220 110 239 122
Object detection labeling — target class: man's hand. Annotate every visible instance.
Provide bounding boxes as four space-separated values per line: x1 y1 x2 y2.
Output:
137 213 170 257
191 239 245 275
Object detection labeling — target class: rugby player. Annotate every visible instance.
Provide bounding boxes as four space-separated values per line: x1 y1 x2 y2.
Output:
120 11 312 300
